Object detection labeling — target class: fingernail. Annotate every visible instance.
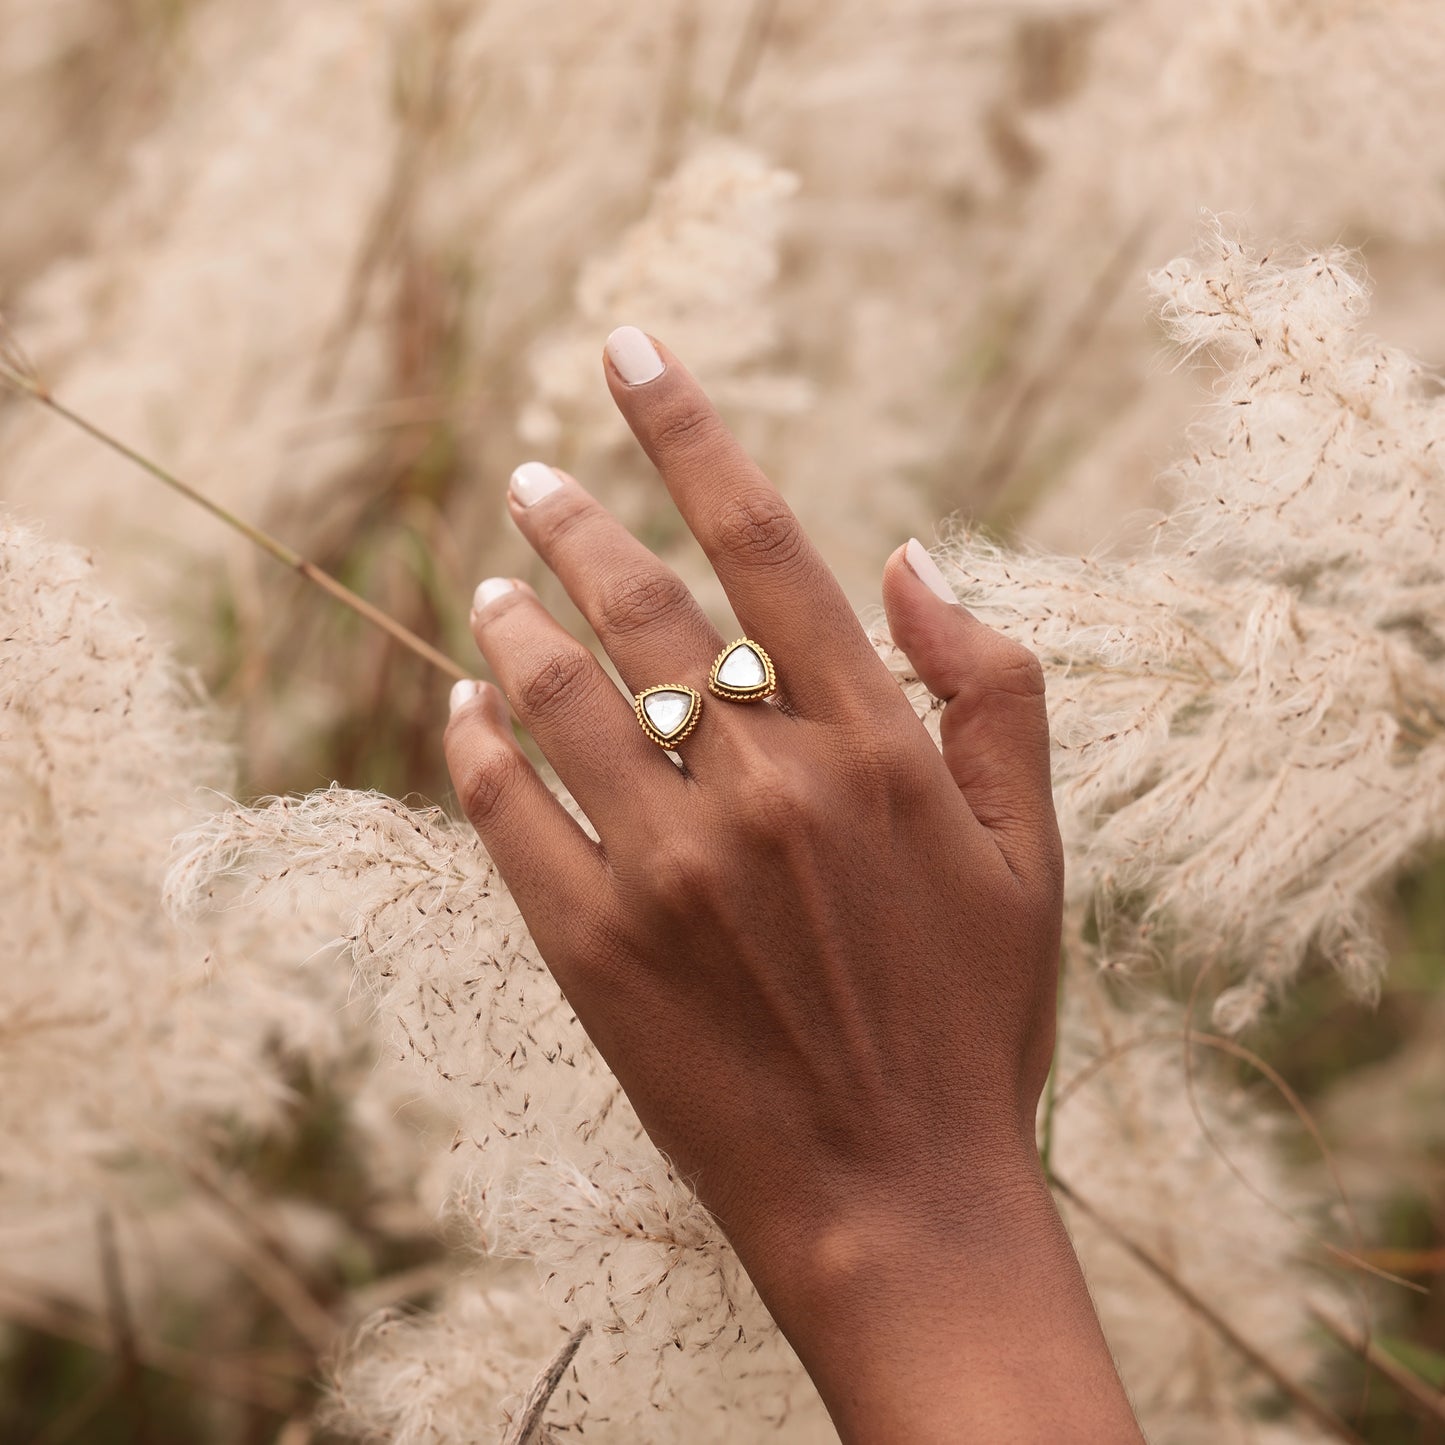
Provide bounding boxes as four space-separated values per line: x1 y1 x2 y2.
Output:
449 679 481 715
509 461 563 507
904 538 956 605
472 577 517 614
605 325 665 386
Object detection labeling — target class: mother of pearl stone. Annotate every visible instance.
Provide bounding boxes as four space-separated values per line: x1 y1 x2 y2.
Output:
643 688 694 737
717 643 767 691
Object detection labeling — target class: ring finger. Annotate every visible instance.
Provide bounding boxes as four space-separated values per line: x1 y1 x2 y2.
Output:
506 462 727 697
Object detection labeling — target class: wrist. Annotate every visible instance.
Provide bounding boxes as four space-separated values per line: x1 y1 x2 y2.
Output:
732 1150 1141 1444
760 1145 1050 1314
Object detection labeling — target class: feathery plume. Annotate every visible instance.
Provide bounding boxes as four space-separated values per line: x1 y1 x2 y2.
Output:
175 774 1345 1440
171 787 831 1438
0 512 428 1341
519 142 806 455
1051 975 1343 1443
877 226 1445 1029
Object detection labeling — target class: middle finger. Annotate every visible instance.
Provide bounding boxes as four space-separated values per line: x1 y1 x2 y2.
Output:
602 329 890 717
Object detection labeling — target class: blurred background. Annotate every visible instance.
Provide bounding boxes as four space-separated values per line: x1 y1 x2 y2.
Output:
2 1 1444 1440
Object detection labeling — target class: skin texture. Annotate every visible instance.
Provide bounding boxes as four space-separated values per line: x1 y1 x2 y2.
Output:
443 333 1143 1443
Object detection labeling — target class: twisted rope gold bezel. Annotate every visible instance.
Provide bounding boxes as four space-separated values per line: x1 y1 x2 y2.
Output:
634 684 703 750
707 637 777 701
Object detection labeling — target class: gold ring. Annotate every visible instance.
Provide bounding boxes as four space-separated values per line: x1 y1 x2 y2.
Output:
707 638 776 701
634 684 702 750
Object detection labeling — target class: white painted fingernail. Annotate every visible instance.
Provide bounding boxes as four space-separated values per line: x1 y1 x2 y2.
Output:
449 679 481 715
509 461 563 507
905 538 956 605
472 577 517 614
605 325 665 385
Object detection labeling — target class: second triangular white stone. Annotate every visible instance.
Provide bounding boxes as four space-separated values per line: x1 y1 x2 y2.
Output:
717 643 767 691
643 689 694 738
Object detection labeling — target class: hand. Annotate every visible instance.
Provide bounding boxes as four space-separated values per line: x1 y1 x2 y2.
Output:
444 328 1140 1442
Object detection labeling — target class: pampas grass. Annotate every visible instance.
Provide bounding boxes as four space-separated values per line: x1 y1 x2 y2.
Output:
4 3 1445 1438
0 513 294 1196
7 212 1433 1445
877 227 1445 1031
0 514 449 1426
171 229 1445 1431
171 789 1344 1442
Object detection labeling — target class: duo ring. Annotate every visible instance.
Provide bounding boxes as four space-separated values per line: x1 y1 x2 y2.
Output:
634 638 775 750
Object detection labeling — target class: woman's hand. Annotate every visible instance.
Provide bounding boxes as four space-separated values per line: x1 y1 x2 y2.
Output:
444 328 1140 1443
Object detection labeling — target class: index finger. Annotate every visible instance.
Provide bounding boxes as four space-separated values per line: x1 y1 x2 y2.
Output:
602 326 887 715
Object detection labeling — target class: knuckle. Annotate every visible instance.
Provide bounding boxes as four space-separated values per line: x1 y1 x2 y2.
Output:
516 647 596 723
595 568 694 641
978 636 1047 702
828 715 917 790
650 401 719 456
456 746 525 827
711 489 805 570
641 836 716 908
859 740 922 798
735 756 818 836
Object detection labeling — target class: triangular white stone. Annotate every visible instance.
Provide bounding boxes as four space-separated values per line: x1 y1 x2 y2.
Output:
643 688 694 738
717 643 767 691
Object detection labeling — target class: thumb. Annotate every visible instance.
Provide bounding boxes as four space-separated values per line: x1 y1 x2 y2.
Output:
881 538 1061 885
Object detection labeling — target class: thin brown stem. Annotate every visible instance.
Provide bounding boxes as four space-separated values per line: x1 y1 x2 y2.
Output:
975 215 1154 514
1053 1024 1424 1295
502 1323 591 1445
96 1211 149 1443
174 1155 340 1354
1052 1174 1367 1445
0 355 467 682
0 1276 300 1414
1355 1247 1445 1275
1180 964 1377 1430
1311 1304 1445 1427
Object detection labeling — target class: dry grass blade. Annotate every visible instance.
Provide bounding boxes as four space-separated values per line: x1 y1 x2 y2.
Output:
0 313 39 391
96 1210 146 1436
1312 1305 1445 1427
1180 963 1379 1430
501 1323 592 1445
1052 1025 1425 1295
0 1276 301 1414
0 346 467 683
176 1155 340 1355
1355 1247 1445 1276
974 215 1153 512
1051 1174 1367 1445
